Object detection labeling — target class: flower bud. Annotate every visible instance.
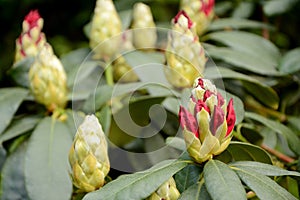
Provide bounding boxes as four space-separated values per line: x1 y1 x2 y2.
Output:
69 115 110 192
179 78 236 163
146 177 180 200
112 55 139 83
28 43 67 112
131 3 157 49
180 0 215 35
89 0 122 61
164 11 206 88
14 10 47 63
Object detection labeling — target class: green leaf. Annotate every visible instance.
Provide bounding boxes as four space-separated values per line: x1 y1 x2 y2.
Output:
175 164 202 192
263 0 298 16
204 160 246 200
119 9 132 30
279 47 300 74
205 67 279 109
205 31 281 63
217 141 273 164
230 161 300 177
83 159 188 200
178 182 212 200
245 112 300 155
1 142 29 200
64 110 85 138
7 57 34 88
205 45 281 76
0 88 28 135
234 168 298 200
24 117 73 200
231 2 254 18
166 137 186 151
96 105 112 135
0 116 41 144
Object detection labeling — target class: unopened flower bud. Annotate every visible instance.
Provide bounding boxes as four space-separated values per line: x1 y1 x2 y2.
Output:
28 43 67 112
14 10 47 63
89 0 122 61
180 0 215 35
131 3 157 49
146 177 180 200
164 11 206 88
179 78 236 163
112 55 139 83
69 115 110 192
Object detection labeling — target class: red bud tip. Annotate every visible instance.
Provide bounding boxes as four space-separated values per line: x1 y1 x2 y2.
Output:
179 106 199 138
201 0 215 16
174 10 194 29
210 105 225 135
24 10 41 29
226 98 236 136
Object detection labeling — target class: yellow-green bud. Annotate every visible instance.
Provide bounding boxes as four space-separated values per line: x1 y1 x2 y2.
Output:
131 3 157 49
180 0 215 35
69 115 110 192
146 178 180 200
179 78 236 163
89 0 122 61
164 11 206 88
28 43 67 112
112 55 139 83
15 10 47 63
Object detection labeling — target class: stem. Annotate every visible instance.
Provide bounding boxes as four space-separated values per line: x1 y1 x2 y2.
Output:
105 63 114 86
260 144 295 163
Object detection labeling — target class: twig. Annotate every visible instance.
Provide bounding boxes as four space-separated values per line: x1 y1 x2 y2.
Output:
261 144 295 163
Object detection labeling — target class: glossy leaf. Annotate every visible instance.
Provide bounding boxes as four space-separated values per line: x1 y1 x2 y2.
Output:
24 117 73 200
217 141 273 164
245 112 300 155
230 161 300 177
83 159 188 200
204 160 246 200
175 164 202 192
178 182 212 200
0 88 28 135
205 67 279 109
1 142 29 200
279 47 300 73
234 168 298 200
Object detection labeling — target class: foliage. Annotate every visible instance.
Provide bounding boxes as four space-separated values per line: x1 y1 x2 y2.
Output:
1 0 300 200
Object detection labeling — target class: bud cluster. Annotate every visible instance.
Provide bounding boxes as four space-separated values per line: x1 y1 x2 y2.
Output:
146 178 180 200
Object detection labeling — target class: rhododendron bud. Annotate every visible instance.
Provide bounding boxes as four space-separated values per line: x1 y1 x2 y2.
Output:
89 0 122 61
164 11 206 88
131 3 157 49
69 115 110 192
146 178 180 200
28 43 67 112
14 10 47 63
112 55 139 83
179 78 236 163
180 0 215 35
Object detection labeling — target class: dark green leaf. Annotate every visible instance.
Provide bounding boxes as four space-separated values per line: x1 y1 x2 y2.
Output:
25 117 73 200
83 159 188 200
7 57 34 88
0 88 28 135
204 160 246 200
178 182 212 200
234 168 298 200
230 161 300 177
231 2 254 18
205 67 279 109
175 164 202 192
217 141 273 164
245 112 300 155
1 142 29 200
279 47 300 73
0 116 41 144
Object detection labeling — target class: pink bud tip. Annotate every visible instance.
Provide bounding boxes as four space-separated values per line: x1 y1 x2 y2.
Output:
179 106 199 138
210 105 225 135
226 98 236 136
24 10 41 29
201 0 215 16
173 10 193 29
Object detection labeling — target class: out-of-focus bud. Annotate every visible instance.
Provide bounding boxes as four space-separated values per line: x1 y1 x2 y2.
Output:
131 3 157 49
179 78 236 163
69 115 110 192
14 10 47 63
146 177 180 200
112 55 139 83
180 0 215 35
164 11 206 88
28 43 67 112
89 0 122 61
